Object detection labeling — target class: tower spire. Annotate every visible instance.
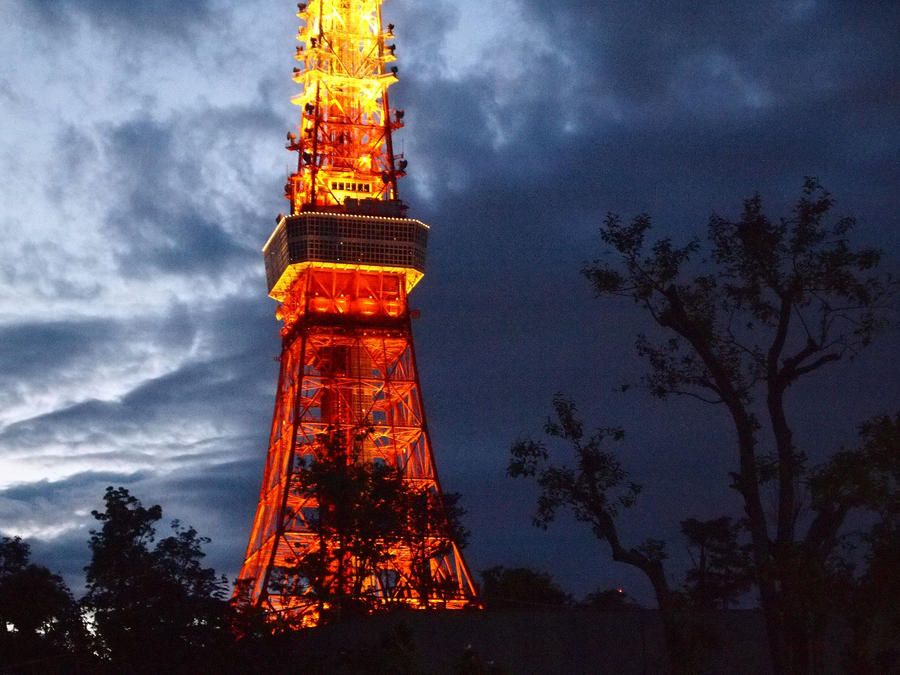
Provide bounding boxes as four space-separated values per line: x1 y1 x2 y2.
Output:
286 0 405 212
236 1 477 626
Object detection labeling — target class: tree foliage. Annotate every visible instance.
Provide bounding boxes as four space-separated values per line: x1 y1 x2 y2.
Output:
285 433 409 617
514 180 896 674
83 486 230 672
400 482 470 606
814 413 900 671
680 517 753 609
509 396 695 667
509 397 663 599
278 430 470 621
583 179 895 674
479 566 571 609
579 586 639 611
0 537 84 671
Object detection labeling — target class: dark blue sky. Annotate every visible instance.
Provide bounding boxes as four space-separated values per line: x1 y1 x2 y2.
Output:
1 0 898 604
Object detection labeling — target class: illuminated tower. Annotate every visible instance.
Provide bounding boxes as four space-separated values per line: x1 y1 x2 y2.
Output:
236 0 477 624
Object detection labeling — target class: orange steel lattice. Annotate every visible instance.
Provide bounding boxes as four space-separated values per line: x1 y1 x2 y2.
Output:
235 0 478 625
284 0 404 212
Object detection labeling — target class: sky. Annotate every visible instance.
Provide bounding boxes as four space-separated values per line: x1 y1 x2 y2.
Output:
0 0 898 605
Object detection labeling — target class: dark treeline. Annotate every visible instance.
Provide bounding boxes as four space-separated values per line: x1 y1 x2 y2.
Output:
0 486 438 674
1 487 247 674
0 486 632 675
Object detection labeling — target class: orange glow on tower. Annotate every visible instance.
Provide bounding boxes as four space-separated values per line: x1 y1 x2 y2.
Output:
236 1 478 624
285 0 404 212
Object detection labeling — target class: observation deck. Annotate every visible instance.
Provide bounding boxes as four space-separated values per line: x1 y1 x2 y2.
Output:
263 199 429 302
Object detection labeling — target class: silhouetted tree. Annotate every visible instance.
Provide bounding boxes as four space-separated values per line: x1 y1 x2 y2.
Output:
579 586 640 611
812 412 900 672
83 487 230 673
401 486 470 608
509 399 689 664
525 178 897 673
479 566 571 609
680 517 753 609
283 430 408 620
0 536 87 672
280 430 470 622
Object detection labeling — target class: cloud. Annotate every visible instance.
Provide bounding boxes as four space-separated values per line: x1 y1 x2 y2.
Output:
17 0 215 39
513 0 900 133
0 343 273 465
0 470 148 566
388 0 460 78
98 115 268 277
0 310 198 428
0 290 278 503
0 320 115 380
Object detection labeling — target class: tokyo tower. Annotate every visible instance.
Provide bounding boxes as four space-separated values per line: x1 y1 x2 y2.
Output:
235 0 478 624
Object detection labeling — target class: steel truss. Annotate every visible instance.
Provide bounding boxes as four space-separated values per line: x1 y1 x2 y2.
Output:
236 0 477 625
237 269 478 624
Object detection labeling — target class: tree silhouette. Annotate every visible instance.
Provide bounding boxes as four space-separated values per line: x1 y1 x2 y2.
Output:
579 587 639 611
283 432 408 620
277 430 470 623
509 397 688 663
83 487 229 672
680 517 753 610
518 178 896 673
479 566 571 609
401 486 470 608
0 536 86 672
812 412 900 671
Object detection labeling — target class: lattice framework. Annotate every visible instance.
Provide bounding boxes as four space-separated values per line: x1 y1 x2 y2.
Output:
285 0 404 212
236 0 478 625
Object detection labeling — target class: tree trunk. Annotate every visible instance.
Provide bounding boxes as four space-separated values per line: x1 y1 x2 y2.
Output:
661 288 788 673
601 511 689 673
654 588 689 674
